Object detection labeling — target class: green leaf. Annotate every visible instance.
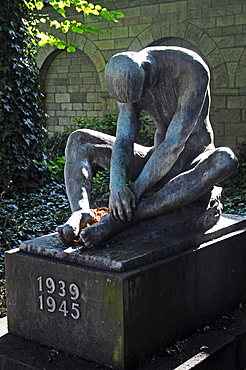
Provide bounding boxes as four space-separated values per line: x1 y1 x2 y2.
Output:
57 41 66 49
67 43 76 52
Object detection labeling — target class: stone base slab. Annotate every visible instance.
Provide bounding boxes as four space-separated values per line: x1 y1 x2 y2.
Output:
1 303 246 370
5 217 246 369
19 214 246 272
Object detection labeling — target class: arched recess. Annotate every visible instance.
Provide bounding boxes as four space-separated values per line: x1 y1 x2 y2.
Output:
128 21 229 89
37 32 107 93
37 33 109 131
235 47 246 88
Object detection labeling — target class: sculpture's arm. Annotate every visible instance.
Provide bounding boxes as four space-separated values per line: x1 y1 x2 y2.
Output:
109 102 139 222
131 72 209 201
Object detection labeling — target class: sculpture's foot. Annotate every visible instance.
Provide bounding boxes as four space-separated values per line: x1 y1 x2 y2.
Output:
56 210 95 244
81 214 118 249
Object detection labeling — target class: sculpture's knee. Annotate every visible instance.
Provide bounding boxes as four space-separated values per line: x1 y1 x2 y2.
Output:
214 147 238 176
67 129 92 147
65 129 93 160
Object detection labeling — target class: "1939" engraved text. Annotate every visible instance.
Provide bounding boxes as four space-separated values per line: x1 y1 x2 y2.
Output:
37 276 81 320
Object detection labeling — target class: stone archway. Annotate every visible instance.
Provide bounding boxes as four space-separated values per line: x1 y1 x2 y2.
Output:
128 21 229 89
37 33 109 131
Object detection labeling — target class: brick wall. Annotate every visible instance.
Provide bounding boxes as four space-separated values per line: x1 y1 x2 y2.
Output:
36 0 246 148
41 50 104 132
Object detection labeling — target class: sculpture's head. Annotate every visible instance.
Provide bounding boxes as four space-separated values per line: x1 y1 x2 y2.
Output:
105 51 152 103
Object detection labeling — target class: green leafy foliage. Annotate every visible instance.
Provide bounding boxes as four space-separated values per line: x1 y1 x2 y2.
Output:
0 0 123 194
220 142 246 215
0 0 46 193
25 0 124 51
0 181 70 278
91 168 110 201
69 112 118 136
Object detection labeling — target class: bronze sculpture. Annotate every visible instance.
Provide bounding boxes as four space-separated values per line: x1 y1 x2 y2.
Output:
57 47 238 248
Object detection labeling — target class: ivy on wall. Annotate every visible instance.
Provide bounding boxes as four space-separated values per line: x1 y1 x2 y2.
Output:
0 0 123 194
0 0 47 193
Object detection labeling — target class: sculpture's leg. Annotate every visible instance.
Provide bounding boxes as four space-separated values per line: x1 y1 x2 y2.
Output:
81 146 238 248
57 129 114 244
57 129 151 244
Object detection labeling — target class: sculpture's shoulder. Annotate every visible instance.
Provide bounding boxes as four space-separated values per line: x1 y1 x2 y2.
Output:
143 46 209 78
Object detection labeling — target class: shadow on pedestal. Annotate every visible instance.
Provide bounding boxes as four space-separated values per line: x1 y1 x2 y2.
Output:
4 212 246 369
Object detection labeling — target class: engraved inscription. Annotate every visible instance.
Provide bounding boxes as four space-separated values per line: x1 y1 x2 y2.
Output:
37 276 81 320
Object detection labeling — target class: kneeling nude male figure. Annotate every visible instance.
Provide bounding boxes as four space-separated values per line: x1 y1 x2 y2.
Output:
57 46 238 248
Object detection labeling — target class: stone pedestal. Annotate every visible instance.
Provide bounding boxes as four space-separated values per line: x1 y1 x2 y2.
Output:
5 215 246 370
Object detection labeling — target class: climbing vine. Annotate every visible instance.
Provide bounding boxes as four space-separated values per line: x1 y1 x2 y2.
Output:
0 0 46 193
0 0 123 194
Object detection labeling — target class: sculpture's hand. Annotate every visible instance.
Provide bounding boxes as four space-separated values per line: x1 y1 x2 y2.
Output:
109 185 136 222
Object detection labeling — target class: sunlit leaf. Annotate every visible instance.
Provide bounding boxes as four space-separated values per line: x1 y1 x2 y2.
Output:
67 43 76 52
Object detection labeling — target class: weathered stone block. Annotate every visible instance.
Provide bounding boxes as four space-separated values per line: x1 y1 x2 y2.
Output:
227 62 238 87
197 34 216 56
87 110 99 117
235 13 246 25
222 25 243 36
213 35 235 48
111 26 129 39
56 85 67 93
206 48 224 68
212 122 225 138
115 37 135 50
225 123 246 137
235 33 246 47
70 92 86 103
228 96 246 109
212 108 241 123
57 65 69 73
83 77 97 85
120 6 141 18
67 85 80 93
138 15 153 24
188 0 212 10
216 15 235 27
54 125 64 132
69 65 81 73
207 27 223 36
221 47 244 62
138 28 154 48
236 64 246 88
129 24 149 37
83 103 94 111
72 103 83 110
69 77 83 85
91 50 106 73
123 17 140 27
190 17 216 29
211 95 227 108
227 3 243 15
54 78 68 86
160 1 187 13
211 64 229 88
45 94 55 103
186 24 203 44
203 5 226 17
61 103 73 110
84 40 97 58
5 216 246 369
55 93 70 103
186 9 202 19
58 117 70 126
141 4 159 16
94 40 115 50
